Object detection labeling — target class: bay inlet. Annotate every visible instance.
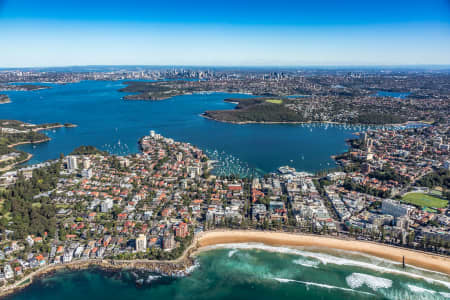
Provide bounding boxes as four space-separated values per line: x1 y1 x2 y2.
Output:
0 80 362 176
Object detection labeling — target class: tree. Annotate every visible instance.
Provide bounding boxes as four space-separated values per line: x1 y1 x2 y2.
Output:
408 231 415 247
59 227 67 241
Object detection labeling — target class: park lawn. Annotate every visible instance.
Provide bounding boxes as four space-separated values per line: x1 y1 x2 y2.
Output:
55 204 70 209
0 136 9 145
265 99 283 104
401 192 448 209
430 188 442 196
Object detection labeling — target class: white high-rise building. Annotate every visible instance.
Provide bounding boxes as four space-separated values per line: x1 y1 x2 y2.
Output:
176 152 183 162
136 234 147 252
83 159 91 169
382 199 413 218
67 156 78 170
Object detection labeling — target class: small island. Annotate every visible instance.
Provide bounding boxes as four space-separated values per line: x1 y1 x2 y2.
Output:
0 94 11 104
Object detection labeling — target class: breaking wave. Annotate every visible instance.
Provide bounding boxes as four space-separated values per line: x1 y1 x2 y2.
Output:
407 284 450 298
228 249 238 258
293 258 319 268
273 277 375 296
201 243 450 289
184 259 200 275
346 273 392 291
145 275 162 283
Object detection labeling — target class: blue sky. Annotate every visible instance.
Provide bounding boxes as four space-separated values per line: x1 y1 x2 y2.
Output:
1 0 449 67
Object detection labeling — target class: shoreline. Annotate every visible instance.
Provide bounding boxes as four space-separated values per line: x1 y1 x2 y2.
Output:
0 232 199 298
199 113 429 127
0 136 49 172
0 123 77 172
194 230 450 275
7 138 51 149
2 230 449 298
121 89 254 101
0 153 33 173
0 258 194 298
32 123 78 131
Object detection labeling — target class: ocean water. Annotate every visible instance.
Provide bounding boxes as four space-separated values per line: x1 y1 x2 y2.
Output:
0 80 362 175
10 245 450 300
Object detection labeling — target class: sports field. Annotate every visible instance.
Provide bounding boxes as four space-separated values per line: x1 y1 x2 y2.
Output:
401 192 448 208
265 99 283 104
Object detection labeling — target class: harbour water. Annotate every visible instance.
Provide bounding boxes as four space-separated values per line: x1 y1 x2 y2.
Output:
374 91 411 99
9 245 450 300
1 80 364 175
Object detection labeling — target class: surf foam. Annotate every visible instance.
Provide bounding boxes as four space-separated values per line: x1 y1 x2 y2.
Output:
346 272 392 291
293 258 319 268
407 284 438 294
273 277 375 296
228 249 238 258
201 243 450 289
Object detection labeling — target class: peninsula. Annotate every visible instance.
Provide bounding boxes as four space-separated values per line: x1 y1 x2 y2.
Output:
202 96 445 125
116 69 449 125
0 84 51 92
0 126 448 297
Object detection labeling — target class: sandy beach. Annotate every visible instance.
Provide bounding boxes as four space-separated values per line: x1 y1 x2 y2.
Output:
1 229 449 297
195 230 450 275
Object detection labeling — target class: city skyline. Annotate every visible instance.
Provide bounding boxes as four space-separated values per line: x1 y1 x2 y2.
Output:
1 0 450 67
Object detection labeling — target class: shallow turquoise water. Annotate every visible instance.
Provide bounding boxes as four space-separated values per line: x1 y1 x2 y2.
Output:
0 80 361 174
9 245 450 300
